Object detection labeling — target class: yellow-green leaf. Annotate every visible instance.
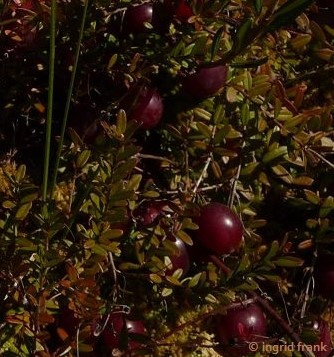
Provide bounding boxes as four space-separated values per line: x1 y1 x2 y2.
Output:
15 202 32 220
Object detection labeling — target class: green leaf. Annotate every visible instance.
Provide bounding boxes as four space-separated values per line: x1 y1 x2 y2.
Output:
112 158 137 182
150 273 163 284
20 192 39 204
230 56 268 68
100 229 123 240
211 25 225 61
320 196 334 218
254 0 263 15
196 122 212 138
187 272 204 288
116 109 127 135
76 150 91 169
15 165 26 182
266 0 314 33
232 17 253 54
273 256 304 267
107 53 118 70
127 174 142 191
264 240 280 261
304 189 320 205
176 230 193 245
15 202 32 220
262 146 288 164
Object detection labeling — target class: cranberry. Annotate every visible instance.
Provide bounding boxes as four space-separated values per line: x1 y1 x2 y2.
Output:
165 237 191 277
195 202 243 255
310 318 333 357
215 303 267 356
126 87 164 130
101 313 146 352
183 65 228 99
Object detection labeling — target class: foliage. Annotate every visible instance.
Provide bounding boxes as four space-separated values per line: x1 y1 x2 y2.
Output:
1 0 334 356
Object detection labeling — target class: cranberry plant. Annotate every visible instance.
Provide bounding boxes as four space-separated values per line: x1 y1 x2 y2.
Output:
1 0 334 356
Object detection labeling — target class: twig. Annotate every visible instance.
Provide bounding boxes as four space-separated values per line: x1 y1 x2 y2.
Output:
192 155 212 200
156 299 255 343
306 148 334 170
249 291 314 357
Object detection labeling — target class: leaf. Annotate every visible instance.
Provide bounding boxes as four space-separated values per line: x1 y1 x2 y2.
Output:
161 288 173 297
127 174 142 191
100 229 123 240
187 272 203 288
116 109 127 135
142 191 160 198
15 202 32 220
292 176 314 186
271 165 292 184
211 25 225 61
193 107 212 121
264 240 280 261
320 196 334 218
230 56 268 68
76 150 91 169
254 0 263 15
2 200 15 209
196 122 212 138
273 256 304 267
112 158 137 181
15 165 26 182
248 82 271 97
232 17 253 54
20 192 39 204
150 273 162 284
262 146 288 164
304 189 320 205
107 53 118 70
266 0 314 33
176 230 193 245
240 162 260 176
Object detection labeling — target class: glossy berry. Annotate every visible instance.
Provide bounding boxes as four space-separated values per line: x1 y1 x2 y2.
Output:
133 200 167 226
101 313 146 352
195 202 243 255
122 3 171 36
165 237 191 277
215 303 267 356
127 87 164 130
183 65 228 99
310 318 333 357
314 254 334 299
122 4 153 35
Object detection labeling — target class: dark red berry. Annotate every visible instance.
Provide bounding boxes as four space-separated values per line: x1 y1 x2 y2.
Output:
314 254 334 299
195 202 243 255
183 65 228 99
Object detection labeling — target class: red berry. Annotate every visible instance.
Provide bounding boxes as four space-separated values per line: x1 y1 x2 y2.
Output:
165 237 191 277
101 313 146 352
134 200 167 226
175 0 194 23
195 202 243 255
215 303 267 356
127 87 164 130
122 4 153 35
314 254 334 299
310 318 333 357
183 65 228 99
